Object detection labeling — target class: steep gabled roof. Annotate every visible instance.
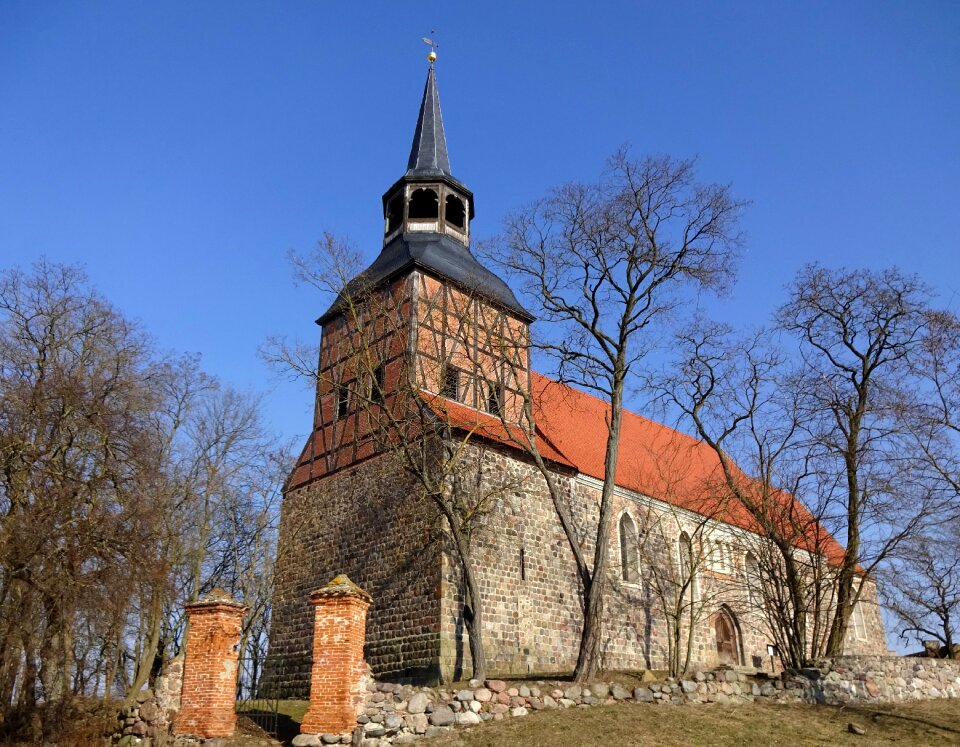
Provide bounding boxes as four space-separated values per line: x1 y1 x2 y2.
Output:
414 371 846 565
528 372 846 564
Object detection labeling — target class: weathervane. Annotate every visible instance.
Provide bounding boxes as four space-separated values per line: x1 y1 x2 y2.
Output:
422 32 438 65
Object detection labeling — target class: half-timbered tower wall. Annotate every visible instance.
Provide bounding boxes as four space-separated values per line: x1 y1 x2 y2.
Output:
411 273 530 423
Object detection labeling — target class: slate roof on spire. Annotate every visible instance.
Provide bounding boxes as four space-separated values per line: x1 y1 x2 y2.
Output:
406 66 451 177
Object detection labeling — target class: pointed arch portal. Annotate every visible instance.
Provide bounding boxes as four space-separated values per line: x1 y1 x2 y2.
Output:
715 606 742 666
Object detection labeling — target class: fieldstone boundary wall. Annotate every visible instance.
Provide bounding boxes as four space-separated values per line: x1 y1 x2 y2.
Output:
291 656 960 746
800 655 960 705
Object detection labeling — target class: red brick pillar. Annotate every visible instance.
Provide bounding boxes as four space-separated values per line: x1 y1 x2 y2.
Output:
300 575 372 736
173 589 247 739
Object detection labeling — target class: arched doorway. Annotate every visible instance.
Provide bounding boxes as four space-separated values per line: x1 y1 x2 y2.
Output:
714 607 742 666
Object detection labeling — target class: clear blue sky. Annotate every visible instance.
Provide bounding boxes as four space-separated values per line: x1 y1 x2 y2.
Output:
1 1 958 446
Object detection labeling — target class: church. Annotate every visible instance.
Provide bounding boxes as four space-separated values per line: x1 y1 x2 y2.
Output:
267 61 888 694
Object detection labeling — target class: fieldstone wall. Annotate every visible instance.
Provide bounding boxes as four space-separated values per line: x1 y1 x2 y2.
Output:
438 441 887 681
268 454 445 695
801 655 960 704
438 444 585 680
272 431 888 691
292 657 959 746
288 669 808 746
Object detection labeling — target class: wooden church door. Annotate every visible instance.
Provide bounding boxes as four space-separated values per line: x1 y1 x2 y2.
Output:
715 611 738 665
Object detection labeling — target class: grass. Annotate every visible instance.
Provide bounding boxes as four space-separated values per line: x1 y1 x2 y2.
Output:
426 699 960 747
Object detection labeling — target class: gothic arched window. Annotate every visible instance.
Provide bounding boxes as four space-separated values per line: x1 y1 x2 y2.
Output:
678 531 697 601
744 552 761 608
619 513 639 583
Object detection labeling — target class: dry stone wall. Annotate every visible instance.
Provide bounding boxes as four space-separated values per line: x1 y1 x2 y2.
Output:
801 655 960 704
294 656 956 747
291 672 802 746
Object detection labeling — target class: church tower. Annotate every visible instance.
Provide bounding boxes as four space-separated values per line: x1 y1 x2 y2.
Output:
270 60 534 690
292 60 534 485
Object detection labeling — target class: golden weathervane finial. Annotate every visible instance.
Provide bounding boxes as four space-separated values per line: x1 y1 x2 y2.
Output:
422 32 438 65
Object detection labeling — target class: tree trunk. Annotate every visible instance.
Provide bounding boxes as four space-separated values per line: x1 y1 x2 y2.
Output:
825 444 862 655
439 501 487 681
126 584 164 700
574 384 625 682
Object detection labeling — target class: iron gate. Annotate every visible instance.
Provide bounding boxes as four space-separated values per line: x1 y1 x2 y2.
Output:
235 653 282 737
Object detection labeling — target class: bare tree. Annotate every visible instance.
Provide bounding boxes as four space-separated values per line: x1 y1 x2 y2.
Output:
487 149 745 680
881 521 960 655
777 265 955 655
651 320 845 669
910 310 960 514
0 262 161 736
0 261 285 741
631 503 730 676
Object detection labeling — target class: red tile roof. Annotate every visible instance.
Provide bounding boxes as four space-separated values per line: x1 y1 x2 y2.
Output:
287 370 846 565
527 372 846 565
422 371 845 565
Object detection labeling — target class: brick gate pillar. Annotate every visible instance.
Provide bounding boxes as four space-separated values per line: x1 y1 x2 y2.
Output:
300 575 373 736
173 589 247 739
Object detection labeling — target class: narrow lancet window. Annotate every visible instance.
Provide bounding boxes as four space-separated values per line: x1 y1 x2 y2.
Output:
679 532 696 601
619 513 639 583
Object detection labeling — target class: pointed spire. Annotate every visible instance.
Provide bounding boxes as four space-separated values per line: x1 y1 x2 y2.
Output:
406 65 451 177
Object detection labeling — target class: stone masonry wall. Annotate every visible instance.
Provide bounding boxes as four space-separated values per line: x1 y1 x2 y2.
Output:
272 436 888 690
438 443 584 680
292 657 958 746
439 441 888 680
268 454 443 696
802 655 960 704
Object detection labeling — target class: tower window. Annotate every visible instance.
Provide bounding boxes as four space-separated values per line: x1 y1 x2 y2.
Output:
408 188 439 220
441 366 461 401
369 364 385 404
385 195 404 235
335 384 349 419
484 383 503 416
444 194 466 229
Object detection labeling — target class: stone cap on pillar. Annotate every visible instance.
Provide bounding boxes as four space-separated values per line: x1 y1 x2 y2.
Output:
310 575 372 605
185 588 247 614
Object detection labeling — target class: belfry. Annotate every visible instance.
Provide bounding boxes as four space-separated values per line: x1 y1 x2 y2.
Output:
319 61 530 326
